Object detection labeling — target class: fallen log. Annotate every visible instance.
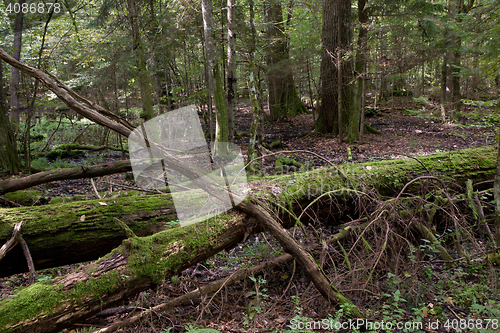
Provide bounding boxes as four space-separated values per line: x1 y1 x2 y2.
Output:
0 194 176 276
0 146 496 332
0 211 254 333
95 221 366 333
0 160 132 196
0 146 495 277
0 146 496 275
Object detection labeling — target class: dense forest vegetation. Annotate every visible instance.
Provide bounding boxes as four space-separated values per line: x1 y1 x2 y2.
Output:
1 0 500 331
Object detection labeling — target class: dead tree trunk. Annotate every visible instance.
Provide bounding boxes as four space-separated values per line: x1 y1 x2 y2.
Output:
0 194 178 276
0 212 254 333
0 160 132 195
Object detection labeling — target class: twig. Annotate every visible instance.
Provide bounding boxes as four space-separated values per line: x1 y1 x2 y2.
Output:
0 196 22 207
94 253 294 333
17 234 35 284
101 181 163 194
0 222 22 261
90 178 101 199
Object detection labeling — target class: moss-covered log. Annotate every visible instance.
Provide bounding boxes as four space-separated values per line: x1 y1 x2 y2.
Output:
0 160 132 196
0 146 497 332
0 211 252 333
0 194 177 276
1 146 496 277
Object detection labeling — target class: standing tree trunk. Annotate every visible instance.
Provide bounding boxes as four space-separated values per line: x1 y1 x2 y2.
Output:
442 0 474 114
316 0 354 136
265 0 306 121
226 0 236 142
246 0 260 171
127 0 154 121
495 117 500 246
202 0 228 153
10 0 25 126
350 0 368 143
0 60 21 173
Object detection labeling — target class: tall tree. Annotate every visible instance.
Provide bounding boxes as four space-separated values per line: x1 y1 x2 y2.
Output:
316 0 355 139
202 0 228 152
265 0 306 121
0 59 20 174
127 0 155 121
351 0 368 142
10 0 25 126
441 0 475 113
246 0 261 170
226 0 236 142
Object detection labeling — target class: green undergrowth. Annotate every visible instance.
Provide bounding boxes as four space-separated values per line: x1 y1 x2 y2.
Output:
323 261 500 333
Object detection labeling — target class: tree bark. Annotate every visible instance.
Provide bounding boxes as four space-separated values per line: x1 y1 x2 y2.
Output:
226 0 236 142
0 160 132 195
316 0 354 135
351 0 368 143
127 0 155 121
246 0 261 170
202 0 229 152
0 48 134 137
10 0 25 126
265 0 306 121
0 194 178 276
0 60 21 174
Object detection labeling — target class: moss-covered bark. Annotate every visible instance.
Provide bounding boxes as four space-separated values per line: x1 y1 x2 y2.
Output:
0 194 177 276
0 146 497 331
1 146 496 277
0 211 251 333
272 146 497 205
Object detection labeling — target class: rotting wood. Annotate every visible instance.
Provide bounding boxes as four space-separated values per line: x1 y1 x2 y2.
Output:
0 160 132 196
0 222 22 261
0 211 254 333
95 220 367 333
0 195 177 276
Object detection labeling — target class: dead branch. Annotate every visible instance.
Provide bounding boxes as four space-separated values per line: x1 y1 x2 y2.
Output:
0 160 132 196
16 234 35 284
0 222 22 261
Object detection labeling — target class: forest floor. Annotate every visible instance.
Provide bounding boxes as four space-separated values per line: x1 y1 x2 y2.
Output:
1 97 499 332
10 97 497 198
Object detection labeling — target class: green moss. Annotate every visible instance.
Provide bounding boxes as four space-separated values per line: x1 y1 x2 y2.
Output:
70 271 120 303
122 211 237 284
269 146 497 206
0 283 61 331
3 190 45 206
0 194 176 249
0 270 124 330
121 190 141 197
